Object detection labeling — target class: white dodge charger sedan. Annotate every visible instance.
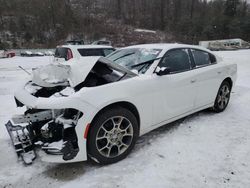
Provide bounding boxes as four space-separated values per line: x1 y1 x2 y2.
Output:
6 44 237 164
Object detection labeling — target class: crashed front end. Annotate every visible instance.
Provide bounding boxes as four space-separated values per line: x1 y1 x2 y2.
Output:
6 57 137 164
6 63 88 165
5 57 101 164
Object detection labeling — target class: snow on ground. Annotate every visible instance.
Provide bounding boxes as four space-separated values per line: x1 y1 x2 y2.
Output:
0 50 250 188
134 29 157 34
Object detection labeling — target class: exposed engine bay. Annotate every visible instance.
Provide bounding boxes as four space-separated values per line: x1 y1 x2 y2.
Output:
6 57 137 164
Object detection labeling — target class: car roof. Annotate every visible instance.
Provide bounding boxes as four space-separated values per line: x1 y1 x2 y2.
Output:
123 43 211 52
59 45 114 49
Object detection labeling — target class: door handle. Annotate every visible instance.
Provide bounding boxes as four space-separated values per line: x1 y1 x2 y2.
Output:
190 79 196 83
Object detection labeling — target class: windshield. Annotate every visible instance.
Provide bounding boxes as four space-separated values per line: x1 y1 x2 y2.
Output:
107 48 162 74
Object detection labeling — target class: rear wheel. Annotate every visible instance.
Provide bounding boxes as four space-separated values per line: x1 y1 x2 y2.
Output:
87 107 139 164
213 81 231 112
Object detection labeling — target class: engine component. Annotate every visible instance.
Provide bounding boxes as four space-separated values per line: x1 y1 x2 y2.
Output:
40 121 63 142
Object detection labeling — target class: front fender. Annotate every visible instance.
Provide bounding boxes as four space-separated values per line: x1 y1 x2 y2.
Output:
15 88 97 112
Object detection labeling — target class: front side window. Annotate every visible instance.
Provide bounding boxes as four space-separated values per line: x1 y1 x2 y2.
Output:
158 49 191 73
191 49 213 67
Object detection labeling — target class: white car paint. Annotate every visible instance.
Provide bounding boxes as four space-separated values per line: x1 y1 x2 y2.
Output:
13 44 237 163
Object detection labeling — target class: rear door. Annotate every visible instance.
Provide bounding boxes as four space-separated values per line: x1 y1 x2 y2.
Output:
189 49 222 108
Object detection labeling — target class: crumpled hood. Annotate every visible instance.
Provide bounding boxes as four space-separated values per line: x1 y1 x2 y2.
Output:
32 64 70 87
31 56 137 88
67 56 101 87
32 56 101 88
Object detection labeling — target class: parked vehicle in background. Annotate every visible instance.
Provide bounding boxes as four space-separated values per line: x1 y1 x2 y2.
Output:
44 51 55 56
0 50 15 58
6 44 237 165
92 40 112 46
54 45 115 62
34 52 44 56
66 40 84 45
20 51 33 57
199 38 250 51
0 50 4 58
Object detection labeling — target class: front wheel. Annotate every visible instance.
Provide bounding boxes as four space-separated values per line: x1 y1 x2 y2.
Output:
213 81 232 112
87 107 139 165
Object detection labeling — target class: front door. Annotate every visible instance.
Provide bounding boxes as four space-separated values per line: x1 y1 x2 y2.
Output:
151 48 197 126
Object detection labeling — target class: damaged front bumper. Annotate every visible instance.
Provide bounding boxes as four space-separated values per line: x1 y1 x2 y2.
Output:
6 87 97 164
5 109 81 164
5 120 36 164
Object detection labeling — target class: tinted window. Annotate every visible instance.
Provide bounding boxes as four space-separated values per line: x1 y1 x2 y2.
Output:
209 53 217 64
78 49 104 56
191 49 213 66
55 48 68 59
159 49 191 73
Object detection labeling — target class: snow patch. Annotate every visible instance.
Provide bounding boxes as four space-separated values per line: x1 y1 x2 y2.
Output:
135 29 157 34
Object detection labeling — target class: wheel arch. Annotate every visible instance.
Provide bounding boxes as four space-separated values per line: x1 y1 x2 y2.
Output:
223 77 233 89
91 101 141 130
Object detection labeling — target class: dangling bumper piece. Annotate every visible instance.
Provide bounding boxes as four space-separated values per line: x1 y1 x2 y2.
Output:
5 121 36 165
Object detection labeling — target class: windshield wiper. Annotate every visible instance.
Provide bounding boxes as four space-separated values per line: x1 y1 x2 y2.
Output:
130 57 162 68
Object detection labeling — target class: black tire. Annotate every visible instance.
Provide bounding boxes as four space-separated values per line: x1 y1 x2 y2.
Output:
87 106 139 165
213 81 232 113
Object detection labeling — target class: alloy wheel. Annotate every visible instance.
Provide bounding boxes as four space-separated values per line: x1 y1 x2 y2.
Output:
217 84 230 110
95 116 134 158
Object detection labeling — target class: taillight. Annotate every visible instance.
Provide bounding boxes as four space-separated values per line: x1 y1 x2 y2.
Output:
66 49 73 61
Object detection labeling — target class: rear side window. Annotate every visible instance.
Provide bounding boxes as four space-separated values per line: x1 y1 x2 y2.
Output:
78 49 104 56
191 49 216 67
159 49 191 73
209 53 217 64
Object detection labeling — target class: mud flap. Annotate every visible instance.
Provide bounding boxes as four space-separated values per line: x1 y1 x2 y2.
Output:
5 121 36 165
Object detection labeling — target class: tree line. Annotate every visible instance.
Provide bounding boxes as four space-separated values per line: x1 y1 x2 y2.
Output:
0 0 249 48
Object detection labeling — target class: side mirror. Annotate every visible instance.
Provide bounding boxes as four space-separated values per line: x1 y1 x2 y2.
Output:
155 67 171 76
